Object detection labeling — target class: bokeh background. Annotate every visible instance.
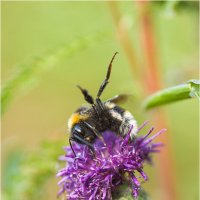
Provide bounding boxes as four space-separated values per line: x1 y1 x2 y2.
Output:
2 1 199 200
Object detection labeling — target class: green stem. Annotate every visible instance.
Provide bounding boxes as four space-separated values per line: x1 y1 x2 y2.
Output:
112 184 149 200
143 79 200 110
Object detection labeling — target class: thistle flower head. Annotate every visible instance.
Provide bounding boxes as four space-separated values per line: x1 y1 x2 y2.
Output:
57 122 165 200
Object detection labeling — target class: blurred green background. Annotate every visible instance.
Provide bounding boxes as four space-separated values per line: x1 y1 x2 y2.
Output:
2 1 199 200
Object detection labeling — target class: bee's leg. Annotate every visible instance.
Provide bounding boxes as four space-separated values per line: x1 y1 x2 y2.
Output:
69 138 77 158
73 134 94 151
96 98 112 129
95 52 118 118
96 52 118 99
96 98 106 113
69 138 93 160
84 121 106 146
77 85 94 104
89 147 96 158
92 104 101 118
93 99 108 122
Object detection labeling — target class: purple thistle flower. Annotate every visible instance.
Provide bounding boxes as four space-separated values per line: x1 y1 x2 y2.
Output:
57 122 166 200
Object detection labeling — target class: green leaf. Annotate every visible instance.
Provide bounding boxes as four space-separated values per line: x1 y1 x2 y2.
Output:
188 79 200 98
1 31 109 115
143 79 200 110
2 140 65 200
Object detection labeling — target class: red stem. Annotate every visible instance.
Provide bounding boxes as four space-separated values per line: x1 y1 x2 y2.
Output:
108 1 179 199
138 2 178 200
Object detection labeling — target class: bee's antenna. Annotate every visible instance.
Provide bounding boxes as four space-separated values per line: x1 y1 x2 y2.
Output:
97 52 118 99
77 85 94 104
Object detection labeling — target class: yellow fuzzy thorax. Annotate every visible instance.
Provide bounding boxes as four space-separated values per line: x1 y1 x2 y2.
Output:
68 113 89 130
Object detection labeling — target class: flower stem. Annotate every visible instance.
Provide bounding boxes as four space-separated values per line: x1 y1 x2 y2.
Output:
112 184 149 200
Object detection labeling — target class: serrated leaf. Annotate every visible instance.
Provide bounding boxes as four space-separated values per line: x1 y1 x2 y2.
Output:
1 31 109 115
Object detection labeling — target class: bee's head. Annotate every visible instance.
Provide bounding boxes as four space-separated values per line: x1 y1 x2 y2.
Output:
68 108 95 150
71 123 95 144
69 123 95 155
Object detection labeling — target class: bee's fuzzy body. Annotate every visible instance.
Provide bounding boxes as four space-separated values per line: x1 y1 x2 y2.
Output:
68 101 137 144
67 52 137 153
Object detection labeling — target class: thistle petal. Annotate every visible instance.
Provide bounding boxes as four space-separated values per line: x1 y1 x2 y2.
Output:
57 122 165 200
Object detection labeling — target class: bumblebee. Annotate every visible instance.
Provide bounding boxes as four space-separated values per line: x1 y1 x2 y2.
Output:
68 52 137 155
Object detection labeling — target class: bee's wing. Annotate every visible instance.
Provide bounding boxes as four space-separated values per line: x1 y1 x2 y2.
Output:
106 94 132 104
